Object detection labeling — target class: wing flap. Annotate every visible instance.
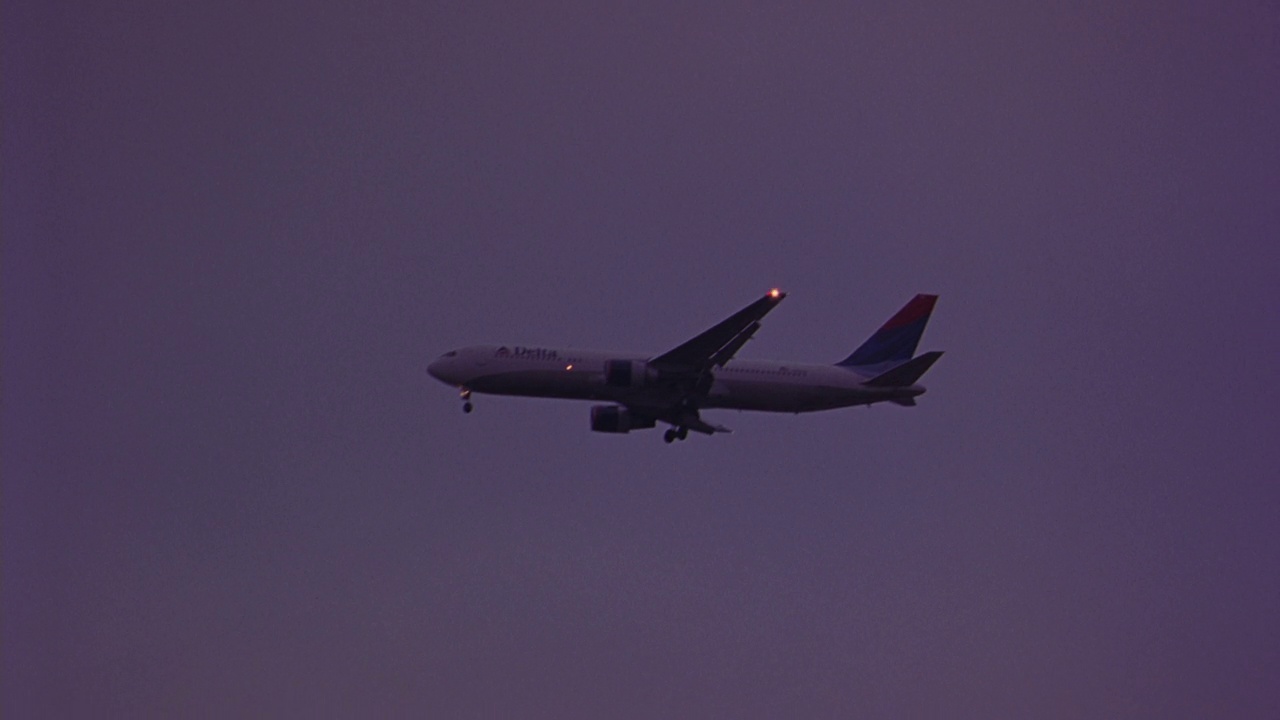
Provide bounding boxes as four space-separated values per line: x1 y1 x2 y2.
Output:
709 321 760 368
683 416 732 435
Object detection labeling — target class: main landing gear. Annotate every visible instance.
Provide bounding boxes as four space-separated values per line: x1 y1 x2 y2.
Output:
460 388 473 414
663 427 689 443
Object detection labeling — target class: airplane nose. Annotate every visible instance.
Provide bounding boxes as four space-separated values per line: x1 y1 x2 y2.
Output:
428 357 452 383
428 352 462 385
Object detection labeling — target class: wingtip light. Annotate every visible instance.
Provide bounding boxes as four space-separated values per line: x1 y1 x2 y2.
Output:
769 288 783 299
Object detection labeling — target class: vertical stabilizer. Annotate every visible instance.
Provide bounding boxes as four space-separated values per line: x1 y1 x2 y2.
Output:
838 294 938 369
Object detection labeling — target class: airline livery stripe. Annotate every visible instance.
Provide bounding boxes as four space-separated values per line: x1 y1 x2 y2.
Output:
878 294 938 331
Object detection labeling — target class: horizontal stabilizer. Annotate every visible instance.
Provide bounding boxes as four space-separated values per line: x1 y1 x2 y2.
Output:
865 351 944 387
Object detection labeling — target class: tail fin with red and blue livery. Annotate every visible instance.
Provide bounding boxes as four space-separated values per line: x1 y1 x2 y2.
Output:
837 294 938 373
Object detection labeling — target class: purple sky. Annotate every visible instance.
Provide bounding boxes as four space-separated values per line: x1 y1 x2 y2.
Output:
5 1 1278 717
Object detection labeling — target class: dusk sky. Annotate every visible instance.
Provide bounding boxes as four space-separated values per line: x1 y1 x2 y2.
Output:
4 1 1278 717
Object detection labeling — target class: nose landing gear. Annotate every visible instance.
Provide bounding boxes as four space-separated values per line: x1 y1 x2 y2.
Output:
460 388 473 413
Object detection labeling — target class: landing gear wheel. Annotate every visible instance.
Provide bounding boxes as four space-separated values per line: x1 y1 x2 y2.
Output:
664 429 677 443
459 388 473 414
462 402 473 414
676 427 688 441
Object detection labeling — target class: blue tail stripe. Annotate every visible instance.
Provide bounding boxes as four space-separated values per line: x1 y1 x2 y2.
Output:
838 315 930 367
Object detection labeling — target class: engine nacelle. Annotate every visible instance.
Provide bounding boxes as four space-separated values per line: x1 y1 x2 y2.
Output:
603 359 656 388
590 405 656 434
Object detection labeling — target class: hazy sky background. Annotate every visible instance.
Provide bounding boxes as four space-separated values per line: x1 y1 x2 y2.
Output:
5 1 1278 717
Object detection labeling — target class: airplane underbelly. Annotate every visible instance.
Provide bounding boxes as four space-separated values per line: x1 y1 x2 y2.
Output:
467 369 662 404
709 380 862 412
469 370 602 399
708 381 799 412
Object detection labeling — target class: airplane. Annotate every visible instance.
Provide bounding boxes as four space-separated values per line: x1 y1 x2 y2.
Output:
427 290 943 443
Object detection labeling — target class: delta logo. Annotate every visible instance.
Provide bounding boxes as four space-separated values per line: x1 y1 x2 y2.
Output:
495 346 560 360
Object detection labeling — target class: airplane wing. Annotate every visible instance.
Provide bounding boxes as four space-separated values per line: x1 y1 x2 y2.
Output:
649 289 786 372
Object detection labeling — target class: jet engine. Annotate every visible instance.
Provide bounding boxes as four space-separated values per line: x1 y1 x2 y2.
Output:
590 405 656 433
603 359 656 388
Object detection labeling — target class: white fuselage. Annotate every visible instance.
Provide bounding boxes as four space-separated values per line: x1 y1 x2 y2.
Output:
427 345 925 413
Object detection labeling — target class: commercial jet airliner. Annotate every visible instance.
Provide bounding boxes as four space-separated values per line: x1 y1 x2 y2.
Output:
428 290 942 443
